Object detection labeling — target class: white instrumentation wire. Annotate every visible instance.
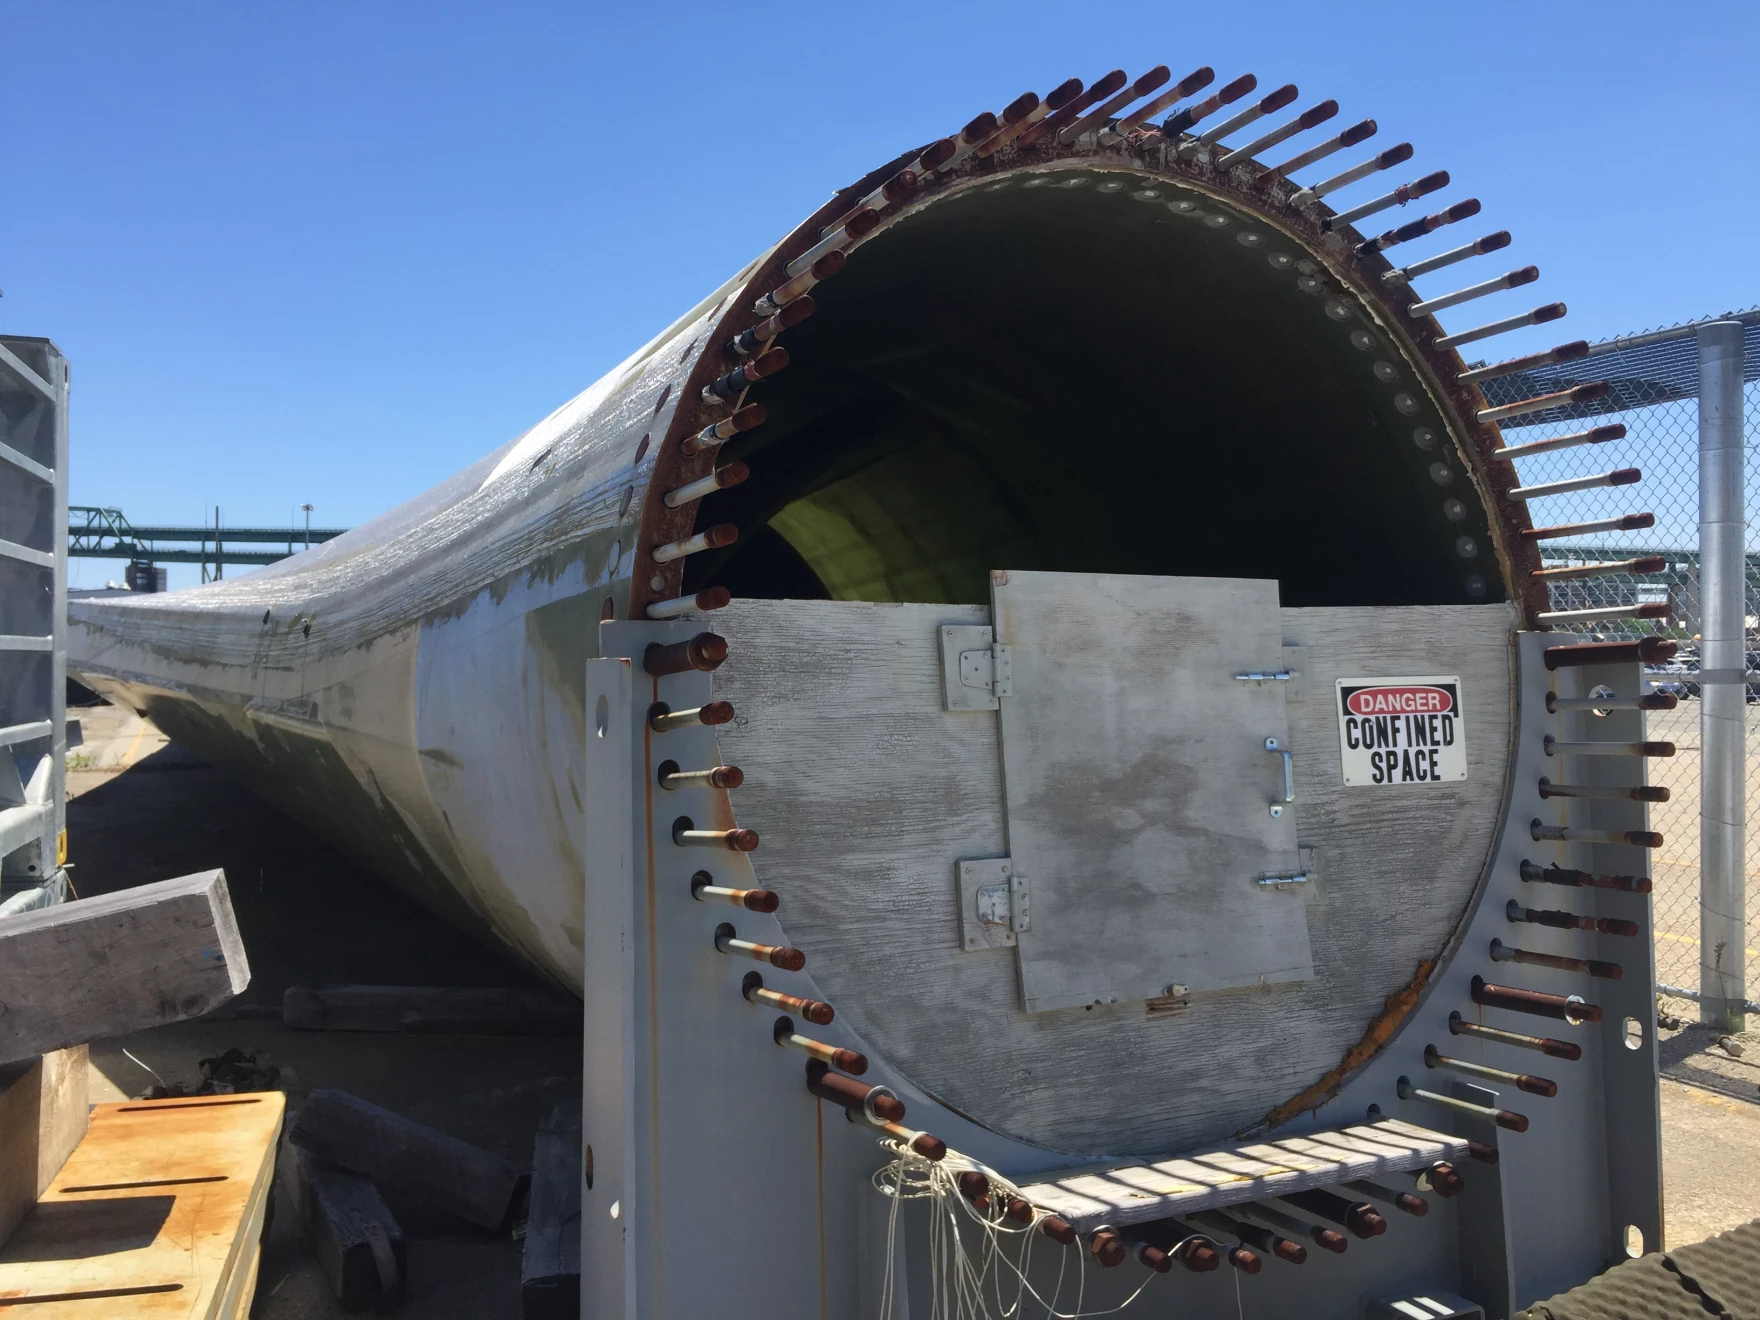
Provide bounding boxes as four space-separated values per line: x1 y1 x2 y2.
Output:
871 1139 1177 1319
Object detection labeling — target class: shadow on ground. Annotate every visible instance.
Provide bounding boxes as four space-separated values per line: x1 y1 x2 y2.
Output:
66 734 579 1319
1660 1022 1760 1107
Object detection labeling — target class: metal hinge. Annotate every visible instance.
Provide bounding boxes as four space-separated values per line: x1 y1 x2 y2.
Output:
958 857 1030 950
940 625 1012 711
976 875 1031 932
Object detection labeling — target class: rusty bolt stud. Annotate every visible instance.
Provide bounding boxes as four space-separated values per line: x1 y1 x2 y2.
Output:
643 632 728 677
1088 1229 1126 1268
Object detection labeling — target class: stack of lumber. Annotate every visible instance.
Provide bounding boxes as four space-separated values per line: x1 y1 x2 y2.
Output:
0 869 270 1316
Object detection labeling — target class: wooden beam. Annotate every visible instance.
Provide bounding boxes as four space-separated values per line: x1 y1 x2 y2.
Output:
283 984 581 1037
0 1046 89 1246
289 1088 527 1231
0 869 249 1065
521 1103 581 1319
286 1143 406 1310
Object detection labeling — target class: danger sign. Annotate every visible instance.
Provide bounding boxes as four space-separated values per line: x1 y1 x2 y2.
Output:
1337 677 1467 786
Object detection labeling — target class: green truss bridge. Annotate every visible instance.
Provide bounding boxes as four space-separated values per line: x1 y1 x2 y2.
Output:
69 506 348 576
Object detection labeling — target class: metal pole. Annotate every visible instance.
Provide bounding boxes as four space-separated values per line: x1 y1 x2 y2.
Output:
1698 320 1747 1029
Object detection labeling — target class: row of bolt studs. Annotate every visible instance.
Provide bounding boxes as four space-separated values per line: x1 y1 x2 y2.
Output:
632 61 1655 624
950 1161 1468 1276
643 631 950 1166
1405 637 1659 1137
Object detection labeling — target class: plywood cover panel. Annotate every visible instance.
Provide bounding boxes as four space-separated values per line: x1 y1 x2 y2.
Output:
712 599 1514 1154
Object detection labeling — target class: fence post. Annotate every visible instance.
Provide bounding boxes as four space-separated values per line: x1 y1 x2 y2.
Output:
1698 320 1747 1029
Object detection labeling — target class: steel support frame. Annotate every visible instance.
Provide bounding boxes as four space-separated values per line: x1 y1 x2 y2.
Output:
0 336 69 912
579 616 1661 1319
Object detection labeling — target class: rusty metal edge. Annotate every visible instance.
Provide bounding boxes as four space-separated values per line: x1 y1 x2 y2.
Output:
628 118 1547 621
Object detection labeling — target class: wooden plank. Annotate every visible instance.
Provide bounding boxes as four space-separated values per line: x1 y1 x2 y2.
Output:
0 1090 284 1315
0 1047 89 1246
0 869 249 1065
290 1088 527 1231
991 570 1311 1010
521 1103 581 1320
711 599 1515 1154
217 1241 261 1320
286 1144 406 1310
283 983 581 1036
1013 1119 1469 1231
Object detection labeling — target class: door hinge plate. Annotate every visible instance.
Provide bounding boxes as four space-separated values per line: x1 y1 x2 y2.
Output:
940 625 1012 711
958 857 1030 950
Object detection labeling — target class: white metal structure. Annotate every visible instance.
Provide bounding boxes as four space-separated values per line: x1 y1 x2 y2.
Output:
0 336 69 914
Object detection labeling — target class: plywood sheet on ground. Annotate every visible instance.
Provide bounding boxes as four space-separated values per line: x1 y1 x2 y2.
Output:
0 1090 284 1316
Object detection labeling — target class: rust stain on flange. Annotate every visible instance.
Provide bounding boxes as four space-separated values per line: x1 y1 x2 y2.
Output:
1254 957 1436 1132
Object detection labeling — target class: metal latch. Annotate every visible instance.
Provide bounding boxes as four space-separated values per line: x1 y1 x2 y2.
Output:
940 625 1012 711
957 857 1029 950
1257 873 1312 890
1259 847 1320 893
1235 645 1306 702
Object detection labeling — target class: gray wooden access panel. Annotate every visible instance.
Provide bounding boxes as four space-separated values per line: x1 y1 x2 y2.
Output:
983 570 1312 1012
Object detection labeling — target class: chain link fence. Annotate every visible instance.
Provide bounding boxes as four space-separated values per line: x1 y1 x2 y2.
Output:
1480 310 1760 999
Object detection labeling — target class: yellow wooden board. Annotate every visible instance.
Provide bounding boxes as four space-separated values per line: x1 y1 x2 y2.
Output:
0 1091 284 1316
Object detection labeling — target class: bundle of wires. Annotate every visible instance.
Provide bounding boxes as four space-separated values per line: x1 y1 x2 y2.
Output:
869 1137 1185 1320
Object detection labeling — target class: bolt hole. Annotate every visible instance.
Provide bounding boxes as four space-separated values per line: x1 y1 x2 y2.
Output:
633 435 650 464
594 695 608 739
584 1144 594 1189
1624 1223 1644 1257
656 759 680 788
610 1199 621 1220
1623 1016 1644 1050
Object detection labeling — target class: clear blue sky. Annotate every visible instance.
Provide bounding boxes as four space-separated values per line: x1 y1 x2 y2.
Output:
4 1 1755 588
